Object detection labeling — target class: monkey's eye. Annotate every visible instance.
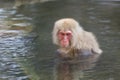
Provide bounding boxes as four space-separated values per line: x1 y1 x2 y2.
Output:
58 32 65 36
66 33 71 36
58 30 72 36
61 33 65 36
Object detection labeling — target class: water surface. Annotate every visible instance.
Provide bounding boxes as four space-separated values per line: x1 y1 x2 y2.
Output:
0 0 120 80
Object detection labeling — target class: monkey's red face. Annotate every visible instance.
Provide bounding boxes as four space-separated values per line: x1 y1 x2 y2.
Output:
58 30 72 48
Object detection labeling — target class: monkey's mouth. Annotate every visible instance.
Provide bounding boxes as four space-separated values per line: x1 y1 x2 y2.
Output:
60 40 69 48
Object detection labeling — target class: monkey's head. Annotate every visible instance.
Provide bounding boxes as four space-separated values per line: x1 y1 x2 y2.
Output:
52 18 84 48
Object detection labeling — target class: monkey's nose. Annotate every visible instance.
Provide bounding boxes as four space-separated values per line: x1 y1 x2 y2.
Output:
63 36 68 40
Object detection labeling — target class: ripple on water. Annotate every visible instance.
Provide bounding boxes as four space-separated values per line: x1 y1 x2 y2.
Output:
0 29 31 80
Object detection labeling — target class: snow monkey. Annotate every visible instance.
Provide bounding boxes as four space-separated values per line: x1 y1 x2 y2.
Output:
52 18 102 58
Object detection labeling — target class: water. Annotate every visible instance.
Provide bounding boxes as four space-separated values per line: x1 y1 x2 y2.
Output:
0 0 120 80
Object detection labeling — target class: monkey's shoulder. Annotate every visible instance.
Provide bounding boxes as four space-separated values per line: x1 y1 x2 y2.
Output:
83 31 97 40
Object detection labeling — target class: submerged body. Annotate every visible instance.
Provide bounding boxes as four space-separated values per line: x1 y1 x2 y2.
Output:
54 49 100 80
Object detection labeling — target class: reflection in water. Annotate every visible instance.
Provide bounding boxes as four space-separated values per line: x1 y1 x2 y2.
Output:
54 52 100 80
0 1 33 80
15 0 56 7
0 34 29 80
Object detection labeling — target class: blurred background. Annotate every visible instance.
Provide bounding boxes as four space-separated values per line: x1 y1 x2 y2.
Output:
0 0 119 80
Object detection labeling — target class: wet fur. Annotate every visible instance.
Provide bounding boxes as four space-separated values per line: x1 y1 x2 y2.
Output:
52 18 102 55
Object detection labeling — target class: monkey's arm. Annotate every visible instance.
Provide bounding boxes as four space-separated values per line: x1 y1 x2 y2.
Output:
85 32 103 54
